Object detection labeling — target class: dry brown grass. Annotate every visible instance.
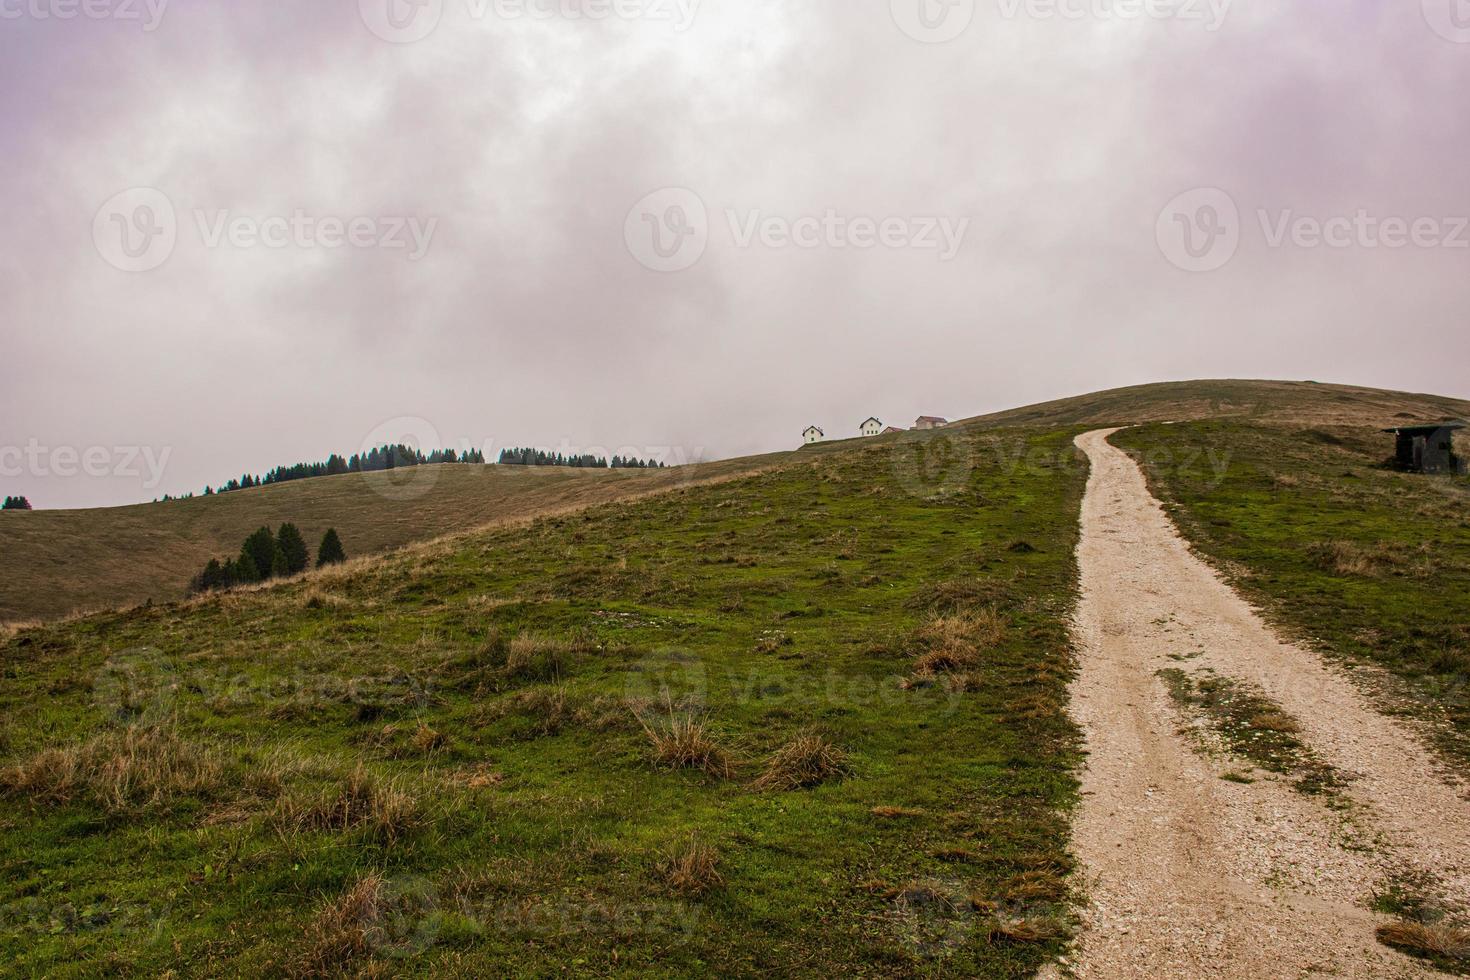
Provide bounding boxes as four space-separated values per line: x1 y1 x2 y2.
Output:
274 764 420 844
988 916 1063 944
1000 868 1069 904
410 721 447 754
870 805 925 819
300 588 350 611
1376 920 1470 961
482 687 628 738
1245 709 1301 734
909 609 1006 676
656 835 724 897
753 731 850 791
516 686 572 736
0 453 787 624
1305 540 1429 578
0 726 222 813
638 710 734 779
289 874 387 978
502 633 578 683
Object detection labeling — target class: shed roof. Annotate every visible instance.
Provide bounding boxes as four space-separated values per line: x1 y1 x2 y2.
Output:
1382 421 1466 435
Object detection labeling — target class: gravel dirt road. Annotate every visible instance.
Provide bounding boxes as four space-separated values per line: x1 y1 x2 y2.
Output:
1067 428 1469 978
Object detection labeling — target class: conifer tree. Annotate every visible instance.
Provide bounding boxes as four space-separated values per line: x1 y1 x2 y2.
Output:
317 528 347 567
243 526 277 580
277 523 310 574
270 543 290 578
235 547 261 584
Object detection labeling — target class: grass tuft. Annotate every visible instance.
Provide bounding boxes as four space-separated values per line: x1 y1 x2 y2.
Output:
908 609 1006 677
289 874 386 978
274 763 421 844
0 725 222 813
753 730 850 791
1376 920 1470 962
638 710 734 779
656 834 724 897
870 805 925 819
988 917 1063 944
502 633 580 684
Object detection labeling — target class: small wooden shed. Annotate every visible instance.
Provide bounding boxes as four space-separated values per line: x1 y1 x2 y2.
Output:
1383 421 1466 474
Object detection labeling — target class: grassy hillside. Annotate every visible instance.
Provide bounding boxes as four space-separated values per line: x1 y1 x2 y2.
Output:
0 456 786 624
9 380 1465 628
964 379 1470 430
0 426 1087 977
1112 420 1470 765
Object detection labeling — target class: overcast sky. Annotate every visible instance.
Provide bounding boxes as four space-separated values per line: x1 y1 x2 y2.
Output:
2 0 1468 508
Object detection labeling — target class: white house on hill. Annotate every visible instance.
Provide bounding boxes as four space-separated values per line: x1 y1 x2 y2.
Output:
860 417 883 437
803 425 825 445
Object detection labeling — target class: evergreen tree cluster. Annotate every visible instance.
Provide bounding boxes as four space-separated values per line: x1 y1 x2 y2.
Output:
1 496 33 510
202 445 486 496
191 524 347 594
497 448 666 469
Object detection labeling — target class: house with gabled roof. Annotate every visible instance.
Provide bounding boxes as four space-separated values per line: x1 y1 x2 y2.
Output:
803 425 825 445
860 417 883 437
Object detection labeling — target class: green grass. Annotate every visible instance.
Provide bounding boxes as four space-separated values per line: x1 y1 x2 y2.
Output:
0 454 788 624
1113 420 1470 768
1157 668 1343 797
0 426 1087 977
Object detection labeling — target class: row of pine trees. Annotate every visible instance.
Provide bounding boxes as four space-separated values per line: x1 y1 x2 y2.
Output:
203 444 488 497
1 496 32 511
497 448 666 469
191 524 346 594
